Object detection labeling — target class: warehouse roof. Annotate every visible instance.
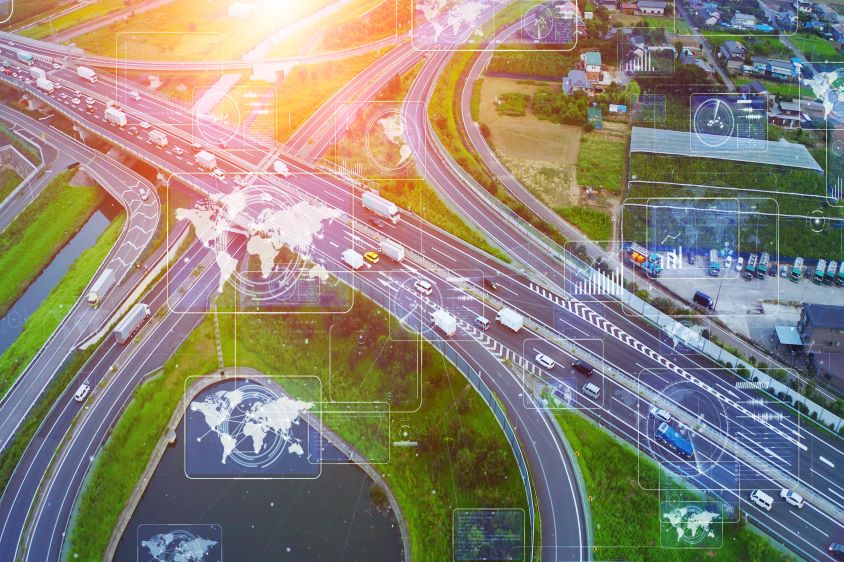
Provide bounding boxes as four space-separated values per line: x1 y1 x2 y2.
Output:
629 127 823 172
802 303 844 329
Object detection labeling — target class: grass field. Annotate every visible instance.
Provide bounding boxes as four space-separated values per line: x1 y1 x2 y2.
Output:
576 128 628 193
65 288 529 561
733 77 815 100
555 206 613 242
702 31 790 58
72 0 333 61
17 0 125 40
0 212 124 399
0 169 22 204
554 411 795 560
792 33 842 62
0 171 105 320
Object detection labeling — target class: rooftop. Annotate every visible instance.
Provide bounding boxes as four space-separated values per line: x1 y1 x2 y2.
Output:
629 127 823 172
803 303 844 329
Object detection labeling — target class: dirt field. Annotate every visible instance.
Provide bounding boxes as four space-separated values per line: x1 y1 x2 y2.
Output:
479 76 582 207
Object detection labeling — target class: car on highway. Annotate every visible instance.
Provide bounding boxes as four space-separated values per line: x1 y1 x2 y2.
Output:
191 142 203 153
830 543 844 559
52 62 60 69
139 187 149 201
85 96 94 105
73 381 91 402
483 278 500 292
572 359 594 376
129 91 141 101
582 382 601 399
535 353 555 370
414 279 433 296
749 489 773 511
58 92 67 100
86 105 95 113
211 168 225 181
649 406 671 423
474 316 490 330
172 146 184 156
368 217 387 229
128 126 138 136
780 489 804 509
364 251 379 264
3 68 10 76
139 120 150 129
71 97 80 105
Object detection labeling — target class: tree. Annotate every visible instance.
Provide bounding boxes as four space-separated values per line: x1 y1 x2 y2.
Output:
675 40 683 60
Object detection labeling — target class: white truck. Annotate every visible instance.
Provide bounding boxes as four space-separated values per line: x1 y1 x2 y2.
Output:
273 160 290 177
495 307 524 332
87 268 115 307
148 129 168 147
77 66 97 83
35 77 54 93
29 67 45 80
379 239 405 262
361 191 400 224
430 309 457 337
113 303 150 344
195 150 217 170
104 106 127 127
341 249 364 270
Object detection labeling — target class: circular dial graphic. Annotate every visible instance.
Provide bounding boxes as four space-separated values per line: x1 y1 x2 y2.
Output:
693 98 735 147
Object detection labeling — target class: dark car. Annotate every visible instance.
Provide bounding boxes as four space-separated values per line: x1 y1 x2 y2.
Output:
768 264 777 277
483 278 500 292
368 217 386 229
572 360 594 376
688 252 696 265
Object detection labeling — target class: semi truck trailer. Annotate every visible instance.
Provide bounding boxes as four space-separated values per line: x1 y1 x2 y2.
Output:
114 303 150 344
655 422 694 458
361 191 400 224
87 268 115 307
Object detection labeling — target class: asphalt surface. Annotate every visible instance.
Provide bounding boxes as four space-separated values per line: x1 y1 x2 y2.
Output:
0 104 160 453
0 9 842 562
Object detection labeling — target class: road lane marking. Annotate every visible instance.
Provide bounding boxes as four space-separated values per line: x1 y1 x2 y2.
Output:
819 456 834 468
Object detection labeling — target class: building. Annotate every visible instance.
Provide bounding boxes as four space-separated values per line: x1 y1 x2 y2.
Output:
598 0 618 11
768 58 796 79
719 40 746 61
622 2 638 14
581 51 602 81
731 12 757 29
637 0 666 15
832 23 844 45
563 69 591 95
815 3 838 22
751 55 769 74
768 99 809 128
798 303 844 353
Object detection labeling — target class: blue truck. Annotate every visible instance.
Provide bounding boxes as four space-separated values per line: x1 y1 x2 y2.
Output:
655 422 694 458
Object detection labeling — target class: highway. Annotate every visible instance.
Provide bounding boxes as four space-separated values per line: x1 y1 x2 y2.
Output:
0 4 842 560
0 103 160 452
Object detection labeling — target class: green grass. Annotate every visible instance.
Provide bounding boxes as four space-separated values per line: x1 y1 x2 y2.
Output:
555 206 613 243
792 33 842 62
733 77 815 100
495 92 529 116
553 411 795 561
71 0 334 60
702 31 790 58
0 169 22 204
576 131 628 193
0 171 105 320
19 0 126 40
65 288 529 561
0 212 124 398
638 15 693 36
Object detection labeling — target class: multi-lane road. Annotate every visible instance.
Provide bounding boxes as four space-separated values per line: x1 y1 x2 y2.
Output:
0 3 842 561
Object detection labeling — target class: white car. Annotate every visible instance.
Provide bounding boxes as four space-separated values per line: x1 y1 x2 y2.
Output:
780 489 804 509
52 62 60 69
649 406 672 423
736 256 744 272
139 120 150 129
139 187 149 201
71 97 80 105
211 168 225 181
414 279 433 296
129 91 141 101
172 146 184 156
85 97 94 105
535 353 555 370
74 381 91 402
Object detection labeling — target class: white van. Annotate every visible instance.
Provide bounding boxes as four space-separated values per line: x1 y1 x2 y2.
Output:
74 381 91 402
780 489 804 509
535 353 555 370
582 382 600 399
749 489 773 511
474 316 490 331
